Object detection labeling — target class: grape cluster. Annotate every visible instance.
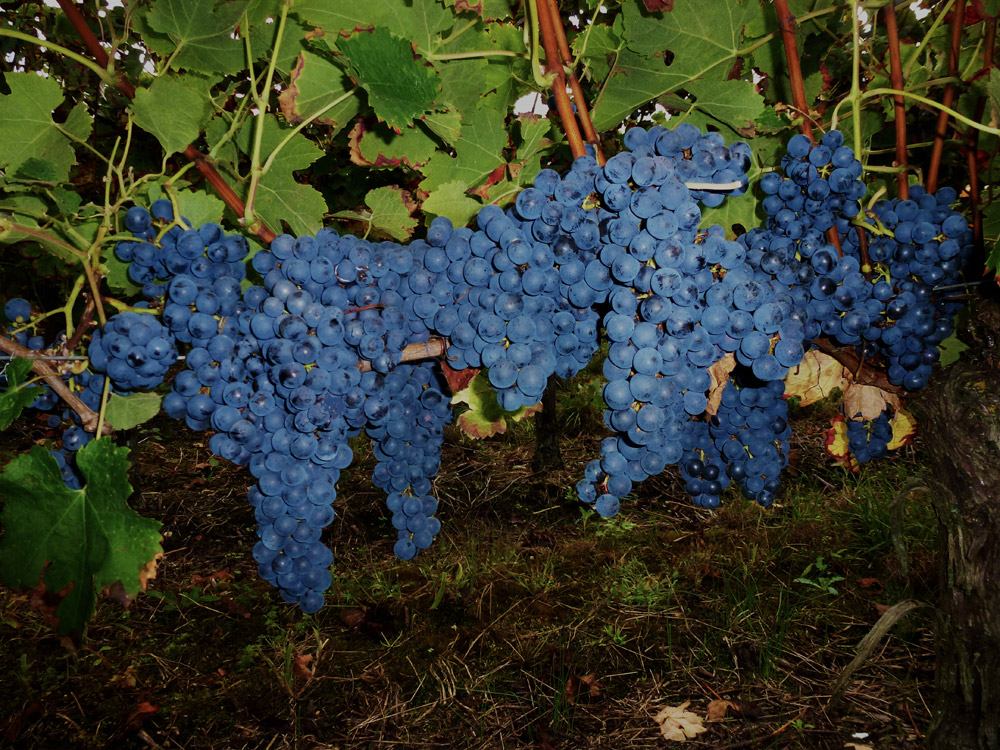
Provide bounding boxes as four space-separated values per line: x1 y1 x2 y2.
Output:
844 407 893 464
89 312 177 391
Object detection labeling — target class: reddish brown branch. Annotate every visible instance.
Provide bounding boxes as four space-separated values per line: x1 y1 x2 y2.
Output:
774 0 814 141
0 334 110 433
965 17 995 251
535 0 587 159
926 0 966 193
62 296 96 354
855 224 872 275
56 0 276 244
814 338 904 394
883 3 909 199
542 0 605 164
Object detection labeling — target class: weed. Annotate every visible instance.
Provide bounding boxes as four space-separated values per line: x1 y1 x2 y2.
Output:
606 556 674 608
794 554 846 596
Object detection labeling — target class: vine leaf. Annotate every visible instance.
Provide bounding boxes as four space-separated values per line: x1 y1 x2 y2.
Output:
0 357 44 431
293 0 454 55
0 439 163 639
348 119 439 170
451 371 540 439
240 116 328 237
825 415 860 471
887 407 918 450
587 0 761 130
130 76 214 155
278 49 361 132
144 0 249 75
420 103 509 193
783 349 850 406
421 180 482 227
0 73 93 182
363 186 418 241
105 392 163 431
334 28 442 131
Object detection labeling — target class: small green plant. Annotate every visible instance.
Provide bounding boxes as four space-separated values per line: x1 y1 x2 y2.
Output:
607 557 674 608
794 555 846 596
600 623 627 646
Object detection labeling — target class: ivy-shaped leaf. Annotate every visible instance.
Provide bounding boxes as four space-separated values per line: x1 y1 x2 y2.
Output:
144 0 250 75
335 28 442 131
420 101 509 193
348 119 439 170
278 49 361 131
293 0 454 56
0 73 93 182
104 392 163 431
130 75 214 155
364 186 418 241
421 180 482 227
0 439 163 638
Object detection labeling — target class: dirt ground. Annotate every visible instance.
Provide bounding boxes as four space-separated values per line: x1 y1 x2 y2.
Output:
0 385 938 749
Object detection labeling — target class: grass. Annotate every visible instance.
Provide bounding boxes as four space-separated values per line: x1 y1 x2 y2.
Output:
0 397 940 749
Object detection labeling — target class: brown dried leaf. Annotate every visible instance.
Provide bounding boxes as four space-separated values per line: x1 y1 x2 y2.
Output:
293 653 314 684
339 606 366 628
842 383 900 421
706 353 736 416
706 699 738 722
642 0 675 9
440 363 479 393
653 701 708 742
124 701 158 731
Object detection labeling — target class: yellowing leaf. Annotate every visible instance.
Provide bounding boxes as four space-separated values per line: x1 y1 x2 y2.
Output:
841 384 901 422
653 701 708 742
887 406 918 450
825 415 860 471
783 350 850 406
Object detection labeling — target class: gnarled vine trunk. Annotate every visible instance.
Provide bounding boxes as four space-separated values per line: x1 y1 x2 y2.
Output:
914 298 1000 750
532 375 563 472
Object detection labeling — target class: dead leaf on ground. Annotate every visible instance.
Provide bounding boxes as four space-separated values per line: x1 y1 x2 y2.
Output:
706 699 739 721
653 701 708 742
845 744 874 750
293 653 314 684
564 673 601 705
124 700 158 731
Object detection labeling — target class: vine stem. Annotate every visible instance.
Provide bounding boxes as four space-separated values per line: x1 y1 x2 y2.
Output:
813 337 904 394
541 0 605 164
882 2 908 199
0 334 109 433
0 27 114 85
833 88 1000 138
847 0 870 273
358 340 448 373
966 17 995 252
534 0 587 159
55 0 276 243
926 0 966 193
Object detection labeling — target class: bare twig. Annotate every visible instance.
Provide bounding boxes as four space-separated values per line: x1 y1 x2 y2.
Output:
535 0 587 159
883 3 909 199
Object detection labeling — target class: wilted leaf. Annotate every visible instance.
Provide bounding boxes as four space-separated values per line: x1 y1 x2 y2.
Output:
842 384 900 422
783 350 850 406
706 699 738 721
440 363 479 393
293 653 315 684
825 415 860 471
124 700 158 731
452 371 540 439
653 701 708 742
706 353 736 416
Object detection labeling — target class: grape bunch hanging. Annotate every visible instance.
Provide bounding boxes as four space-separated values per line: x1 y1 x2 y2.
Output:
2 124 973 614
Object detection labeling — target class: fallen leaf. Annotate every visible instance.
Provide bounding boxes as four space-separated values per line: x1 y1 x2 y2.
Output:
842 383 901 422
857 577 882 590
887 406 918 449
189 569 234 588
339 606 366 628
784 350 850 406
564 673 601 705
845 744 874 750
706 699 738 721
653 701 708 742
293 653 314 684
124 701 158 731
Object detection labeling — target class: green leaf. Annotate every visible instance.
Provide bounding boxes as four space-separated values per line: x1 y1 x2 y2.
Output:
105 392 163 431
509 116 555 187
294 0 454 55
101 245 142 296
144 0 250 75
239 116 328 236
983 199 1000 278
0 357 44 431
420 102 509 193
335 28 442 131
0 73 90 182
422 180 482 227
451 371 540 438
988 69 1000 127
174 188 227 227
938 331 969 367
0 439 162 638
700 189 759 239
130 76 214 155
278 49 361 131
349 120 440 170
364 186 418 241
443 0 513 20
589 0 758 130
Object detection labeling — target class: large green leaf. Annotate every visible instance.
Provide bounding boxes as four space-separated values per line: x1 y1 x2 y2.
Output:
293 0 455 55
420 102 509 192
588 0 760 130
0 73 92 182
105 392 163 431
0 357 44 431
130 75 214 155
421 180 482 227
335 28 442 131
144 0 250 75
278 49 361 131
364 186 418 241
0 439 162 638
239 116 328 236
349 120 440 170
